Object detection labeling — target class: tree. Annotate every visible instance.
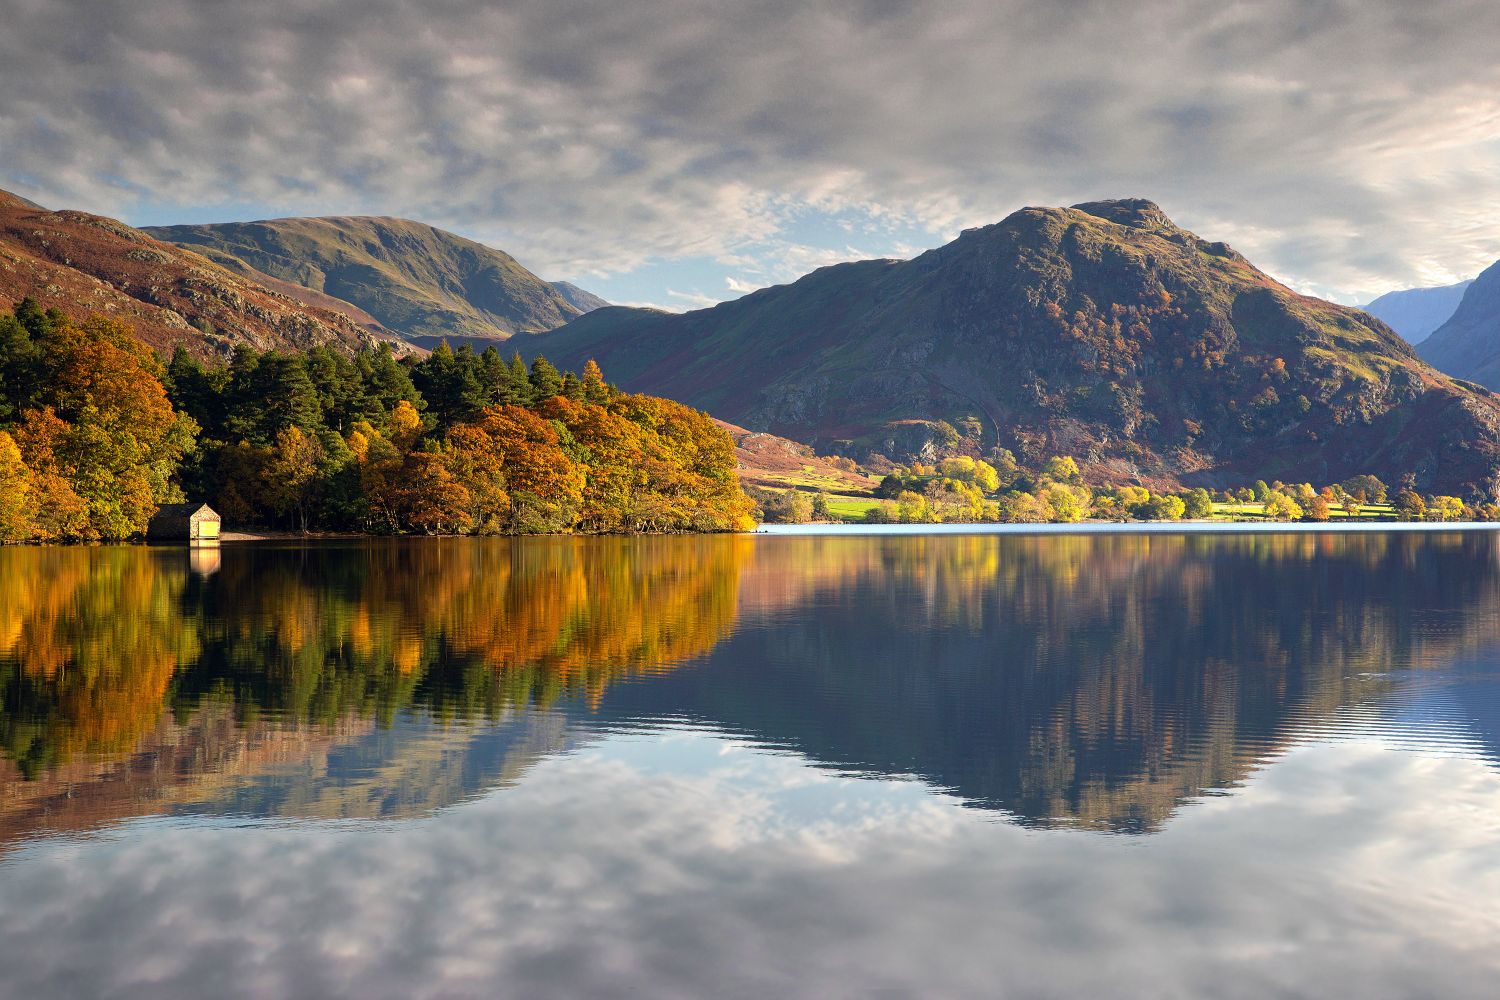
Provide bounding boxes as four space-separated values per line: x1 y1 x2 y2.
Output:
999 490 1054 523
1305 495 1331 522
1148 494 1186 521
1428 496 1468 522
811 492 832 521
1042 455 1082 484
529 357 564 400
1042 483 1091 522
1183 487 1213 519
13 315 194 539
0 430 34 540
393 449 474 534
1340 475 1387 505
1253 480 1271 502
261 426 324 531
895 490 930 523
582 359 610 404
1262 491 1303 521
464 405 583 533
1392 489 1426 521
987 448 1020 488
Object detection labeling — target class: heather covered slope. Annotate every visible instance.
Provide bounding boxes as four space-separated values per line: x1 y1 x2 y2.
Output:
529 199 1500 498
147 216 597 348
1419 261 1500 389
0 190 397 358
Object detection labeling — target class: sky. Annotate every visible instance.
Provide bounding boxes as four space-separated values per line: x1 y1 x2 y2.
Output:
3 0 1499 311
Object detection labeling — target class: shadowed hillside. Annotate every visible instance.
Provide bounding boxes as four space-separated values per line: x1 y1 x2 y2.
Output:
1419 260 1500 389
527 199 1500 498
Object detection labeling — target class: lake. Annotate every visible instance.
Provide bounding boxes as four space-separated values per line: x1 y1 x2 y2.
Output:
1 532 1498 998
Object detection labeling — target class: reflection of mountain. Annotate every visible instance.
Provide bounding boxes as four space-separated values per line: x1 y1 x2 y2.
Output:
600 534 1500 830
4 533 1500 842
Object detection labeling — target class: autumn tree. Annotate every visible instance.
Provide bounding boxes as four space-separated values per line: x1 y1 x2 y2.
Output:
1262 491 1303 521
0 430 34 540
261 426 324 531
1042 455 1082 484
1392 489 1426 521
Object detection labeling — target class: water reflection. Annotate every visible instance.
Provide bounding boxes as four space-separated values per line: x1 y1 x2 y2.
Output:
2 533 1499 842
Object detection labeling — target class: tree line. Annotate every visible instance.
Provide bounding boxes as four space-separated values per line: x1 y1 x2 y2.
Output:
758 451 1493 525
0 300 753 541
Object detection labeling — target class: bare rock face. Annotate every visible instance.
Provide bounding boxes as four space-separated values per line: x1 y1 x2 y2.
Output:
526 198 1500 499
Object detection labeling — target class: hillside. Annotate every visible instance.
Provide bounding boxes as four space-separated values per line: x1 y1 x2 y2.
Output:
550 281 610 314
1418 261 1500 388
0 190 398 357
1363 280 1472 344
713 419 878 494
527 199 1500 498
146 216 601 348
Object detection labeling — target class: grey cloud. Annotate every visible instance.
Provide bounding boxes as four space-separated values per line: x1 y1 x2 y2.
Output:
0 736 1497 998
2 1 1498 296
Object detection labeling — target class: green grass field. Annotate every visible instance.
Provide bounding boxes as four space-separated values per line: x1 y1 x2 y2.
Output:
766 491 1403 526
1210 501 1395 521
822 497 884 523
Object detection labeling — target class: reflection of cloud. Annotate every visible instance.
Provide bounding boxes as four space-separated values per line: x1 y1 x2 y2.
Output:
1 731 1497 998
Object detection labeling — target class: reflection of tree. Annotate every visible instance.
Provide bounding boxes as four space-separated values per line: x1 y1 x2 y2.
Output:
0 547 200 777
633 532 1500 832
6 531 1500 841
0 537 750 786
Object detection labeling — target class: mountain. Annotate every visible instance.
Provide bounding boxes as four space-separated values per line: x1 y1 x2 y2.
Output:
526 198 1500 497
549 280 610 314
145 216 602 349
0 189 396 357
1418 261 1500 388
1363 280 1472 344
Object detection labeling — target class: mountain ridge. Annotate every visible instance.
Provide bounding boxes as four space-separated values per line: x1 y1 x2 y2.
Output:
1418 260 1500 388
1363 280 1472 344
145 216 604 349
0 189 399 357
525 198 1500 498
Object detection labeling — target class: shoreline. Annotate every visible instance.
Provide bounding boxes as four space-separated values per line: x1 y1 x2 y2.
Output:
754 520 1500 536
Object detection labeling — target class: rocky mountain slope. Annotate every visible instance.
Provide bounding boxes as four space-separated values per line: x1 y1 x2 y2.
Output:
527 199 1500 498
1363 280 1472 344
0 189 396 357
1418 261 1500 388
146 216 602 349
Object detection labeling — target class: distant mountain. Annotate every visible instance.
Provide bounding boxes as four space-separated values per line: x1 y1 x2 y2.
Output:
527 198 1500 497
0 189 397 358
1419 261 1500 388
1363 280 1472 344
146 217 603 349
549 280 610 314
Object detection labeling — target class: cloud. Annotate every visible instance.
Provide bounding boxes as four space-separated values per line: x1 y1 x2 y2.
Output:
2 1 1500 299
665 288 724 310
0 732 1498 998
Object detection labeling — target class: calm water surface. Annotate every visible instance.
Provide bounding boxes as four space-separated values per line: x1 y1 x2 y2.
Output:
2 533 1499 998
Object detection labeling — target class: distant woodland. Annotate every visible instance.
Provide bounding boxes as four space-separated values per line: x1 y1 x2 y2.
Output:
0 300 753 541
